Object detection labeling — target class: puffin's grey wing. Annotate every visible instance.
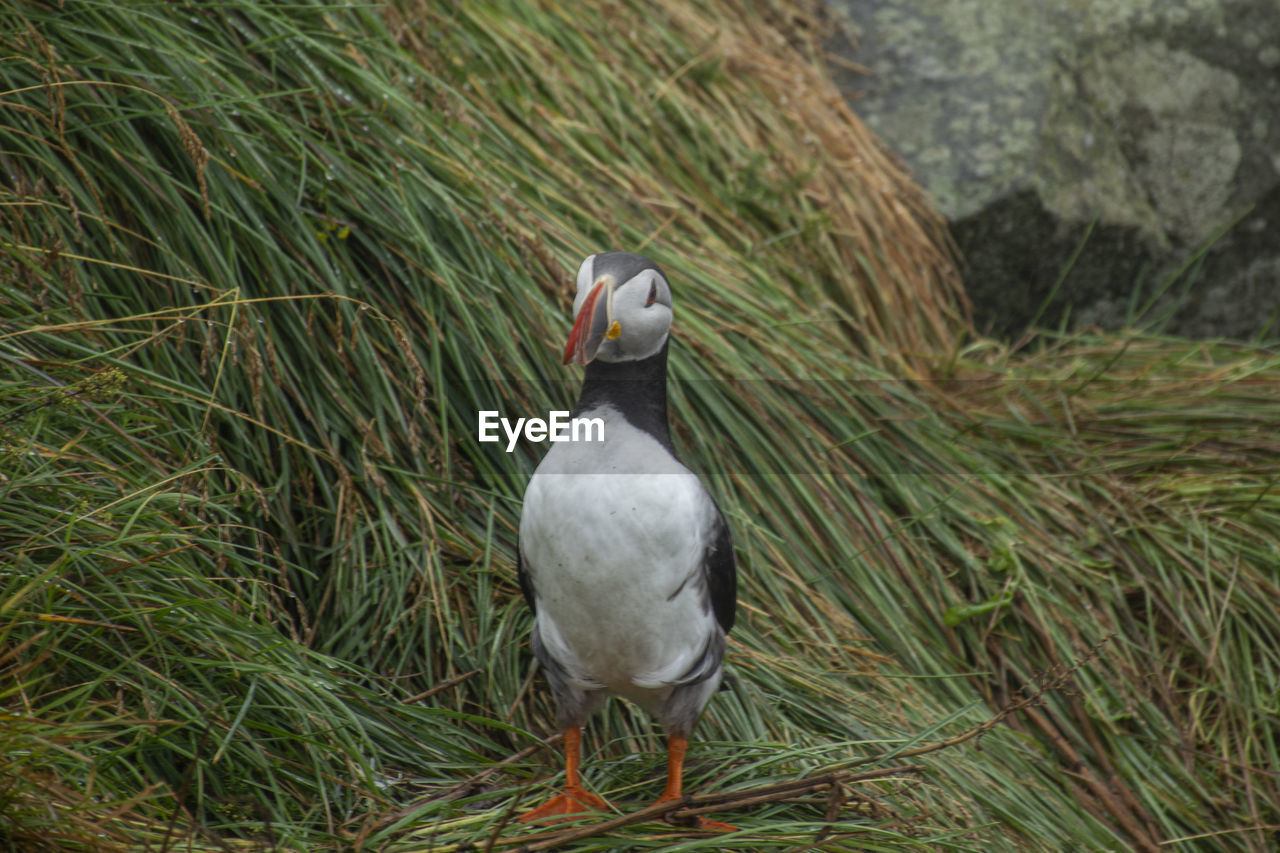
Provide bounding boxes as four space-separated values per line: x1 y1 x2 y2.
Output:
704 508 736 634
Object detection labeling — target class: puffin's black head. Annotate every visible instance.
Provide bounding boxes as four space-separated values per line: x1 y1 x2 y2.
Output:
562 252 674 365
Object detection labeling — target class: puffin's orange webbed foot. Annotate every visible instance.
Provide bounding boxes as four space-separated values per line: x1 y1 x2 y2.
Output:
519 785 613 823
651 734 737 832
521 725 612 823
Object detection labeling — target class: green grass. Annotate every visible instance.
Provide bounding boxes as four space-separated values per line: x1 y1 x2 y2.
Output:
3 1 1278 850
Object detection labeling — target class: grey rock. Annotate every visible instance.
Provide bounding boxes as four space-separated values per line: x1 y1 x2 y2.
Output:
825 0 1280 340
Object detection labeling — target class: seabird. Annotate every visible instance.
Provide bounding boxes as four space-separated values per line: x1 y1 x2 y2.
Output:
517 251 737 831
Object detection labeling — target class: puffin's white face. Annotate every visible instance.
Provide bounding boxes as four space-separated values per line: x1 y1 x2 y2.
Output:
563 252 674 365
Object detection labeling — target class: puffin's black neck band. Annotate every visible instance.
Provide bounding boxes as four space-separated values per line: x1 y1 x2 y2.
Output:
573 341 673 453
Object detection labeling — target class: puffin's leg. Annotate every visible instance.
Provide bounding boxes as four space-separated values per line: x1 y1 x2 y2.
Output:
519 725 612 822
653 734 736 832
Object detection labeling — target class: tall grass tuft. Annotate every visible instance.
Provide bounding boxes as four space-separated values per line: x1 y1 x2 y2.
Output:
2 1 1277 850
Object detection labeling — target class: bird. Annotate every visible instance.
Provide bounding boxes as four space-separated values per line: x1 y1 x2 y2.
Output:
517 251 737 831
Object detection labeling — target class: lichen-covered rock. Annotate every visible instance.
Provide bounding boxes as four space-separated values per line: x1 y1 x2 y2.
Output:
827 0 1280 339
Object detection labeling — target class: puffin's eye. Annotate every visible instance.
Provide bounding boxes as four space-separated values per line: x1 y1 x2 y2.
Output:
645 281 658 307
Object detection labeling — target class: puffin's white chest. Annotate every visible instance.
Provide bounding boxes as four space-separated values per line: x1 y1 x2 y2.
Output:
520 408 718 693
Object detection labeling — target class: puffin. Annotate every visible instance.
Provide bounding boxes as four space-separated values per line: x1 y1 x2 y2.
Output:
517 252 737 831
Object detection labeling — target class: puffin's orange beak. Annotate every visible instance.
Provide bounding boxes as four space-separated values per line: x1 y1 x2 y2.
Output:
562 277 616 365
